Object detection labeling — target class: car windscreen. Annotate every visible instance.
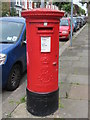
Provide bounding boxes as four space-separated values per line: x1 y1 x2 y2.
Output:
60 19 69 26
0 21 24 43
73 18 77 23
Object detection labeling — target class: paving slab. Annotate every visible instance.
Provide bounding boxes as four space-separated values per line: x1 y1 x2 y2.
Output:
60 56 80 61
81 50 88 52
72 61 88 68
60 61 73 68
88 85 90 100
66 74 88 85
68 85 88 100
68 48 82 53
80 47 88 50
70 46 87 51
79 56 88 62
58 73 67 83
59 83 72 99
60 65 73 74
11 99 88 118
71 67 88 75
57 99 88 118
88 102 90 119
2 80 26 118
61 50 78 57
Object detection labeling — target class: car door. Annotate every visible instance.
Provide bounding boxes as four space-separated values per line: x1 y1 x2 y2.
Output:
69 19 71 33
21 29 27 71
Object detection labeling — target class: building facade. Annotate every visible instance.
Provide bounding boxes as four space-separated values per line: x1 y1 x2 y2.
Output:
10 0 58 16
10 0 34 16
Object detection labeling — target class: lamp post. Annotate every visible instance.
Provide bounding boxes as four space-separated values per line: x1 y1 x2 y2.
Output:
70 0 73 47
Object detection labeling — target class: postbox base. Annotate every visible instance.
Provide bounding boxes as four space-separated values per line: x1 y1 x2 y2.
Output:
26 88 59 116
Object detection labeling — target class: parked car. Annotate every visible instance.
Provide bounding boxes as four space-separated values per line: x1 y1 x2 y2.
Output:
0 17 26 91
84 16 87 24
81 16 86 25
73 17 80 32
77 17 83 28
79 16 85 26
59 18 74 40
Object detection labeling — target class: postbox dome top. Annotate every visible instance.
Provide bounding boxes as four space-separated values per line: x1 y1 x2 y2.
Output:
21 8 64 19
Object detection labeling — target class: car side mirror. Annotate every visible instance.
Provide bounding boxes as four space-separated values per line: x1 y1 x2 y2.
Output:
21 40 26 46
23 40 26 44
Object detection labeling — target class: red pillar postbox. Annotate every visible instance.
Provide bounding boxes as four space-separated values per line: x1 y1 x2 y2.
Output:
21 8 64 116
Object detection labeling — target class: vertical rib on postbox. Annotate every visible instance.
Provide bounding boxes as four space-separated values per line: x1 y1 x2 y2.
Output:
21 8 64 116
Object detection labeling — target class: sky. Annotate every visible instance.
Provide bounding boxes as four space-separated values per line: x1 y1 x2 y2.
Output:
73 0 87 13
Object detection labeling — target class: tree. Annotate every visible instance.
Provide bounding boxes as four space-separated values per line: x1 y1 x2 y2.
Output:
79 0 89 16
10 7 17 16
80 0 90 9
2 2 10 17
53 2 70 11
53 2 86 16
62 3 71 13
53 2 76 16
79 6 85 15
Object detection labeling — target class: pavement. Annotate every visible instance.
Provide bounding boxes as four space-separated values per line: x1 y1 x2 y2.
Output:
2 24 88 119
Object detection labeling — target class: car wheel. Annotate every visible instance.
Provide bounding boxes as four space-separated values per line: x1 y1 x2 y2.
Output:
6 64 21 91
74 29 77 32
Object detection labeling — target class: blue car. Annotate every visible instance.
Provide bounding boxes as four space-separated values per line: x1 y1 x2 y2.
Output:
73 17 80 32
0 17 26 91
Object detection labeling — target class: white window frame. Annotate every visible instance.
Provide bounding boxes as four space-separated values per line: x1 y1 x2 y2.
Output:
29 0 33 9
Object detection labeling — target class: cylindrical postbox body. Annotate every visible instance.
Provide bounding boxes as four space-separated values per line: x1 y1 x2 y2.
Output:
22 8 64 116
